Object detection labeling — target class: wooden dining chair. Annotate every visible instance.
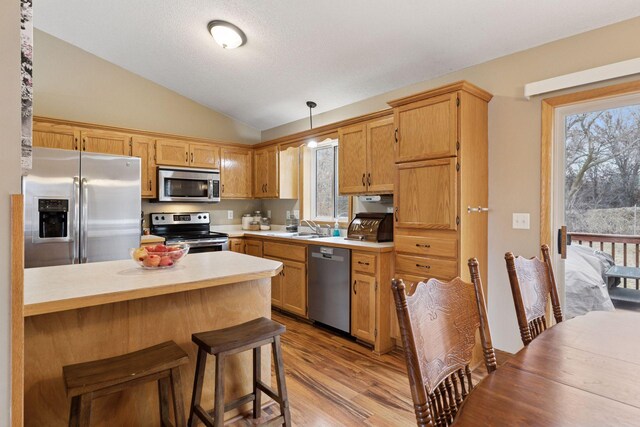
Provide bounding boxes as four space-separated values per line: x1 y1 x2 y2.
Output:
392 258 497 427
505 244 563 346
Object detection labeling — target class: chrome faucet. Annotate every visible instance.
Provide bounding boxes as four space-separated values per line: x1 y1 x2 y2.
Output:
300 219 321 235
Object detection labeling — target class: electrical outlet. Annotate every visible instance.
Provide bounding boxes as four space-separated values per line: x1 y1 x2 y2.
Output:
286 210 291 219
512 213 530 230
227 210 233 220
293 210 299 219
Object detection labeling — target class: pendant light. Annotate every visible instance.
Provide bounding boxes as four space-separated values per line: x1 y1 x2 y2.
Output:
306 101 318 148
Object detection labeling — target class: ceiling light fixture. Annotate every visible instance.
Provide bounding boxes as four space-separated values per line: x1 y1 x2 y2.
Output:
207 20 247 49
306 101 318 148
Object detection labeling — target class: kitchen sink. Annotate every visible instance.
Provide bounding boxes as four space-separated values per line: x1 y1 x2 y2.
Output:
290 233 324 239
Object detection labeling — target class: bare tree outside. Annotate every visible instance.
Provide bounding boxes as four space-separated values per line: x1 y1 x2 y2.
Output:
565 104 640 234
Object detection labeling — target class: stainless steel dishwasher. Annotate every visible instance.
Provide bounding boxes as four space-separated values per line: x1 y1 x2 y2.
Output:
307 245 351 333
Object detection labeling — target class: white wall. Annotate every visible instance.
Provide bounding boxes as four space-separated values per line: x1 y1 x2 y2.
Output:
0 0 25 424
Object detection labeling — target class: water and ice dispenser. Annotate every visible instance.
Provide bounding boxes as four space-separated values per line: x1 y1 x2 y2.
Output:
37 198 69 239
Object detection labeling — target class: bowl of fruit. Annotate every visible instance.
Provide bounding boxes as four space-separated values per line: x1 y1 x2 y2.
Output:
131 244 189 269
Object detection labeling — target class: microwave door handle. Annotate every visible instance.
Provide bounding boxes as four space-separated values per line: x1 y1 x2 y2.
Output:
81 178 88 263
208 179 214 199
72 176 80 264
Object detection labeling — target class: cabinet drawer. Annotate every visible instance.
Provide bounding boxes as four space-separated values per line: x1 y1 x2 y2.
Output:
395 235 457 258
352 252 376 275
264 241 306 262
395 254 457 280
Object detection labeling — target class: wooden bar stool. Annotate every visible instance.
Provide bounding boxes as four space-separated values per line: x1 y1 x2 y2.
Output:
188 317 291 427
62 341 189 427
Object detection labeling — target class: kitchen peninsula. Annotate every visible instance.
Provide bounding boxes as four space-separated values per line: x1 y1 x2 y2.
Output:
23 252 282 426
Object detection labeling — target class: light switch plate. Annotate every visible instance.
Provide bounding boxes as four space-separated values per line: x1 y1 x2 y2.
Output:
286 210 291 219
293 210 300 219
267 210 272 218
512 213 530 230
227 210 233 220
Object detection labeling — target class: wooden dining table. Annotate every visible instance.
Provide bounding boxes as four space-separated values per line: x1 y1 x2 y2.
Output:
455 310 640 426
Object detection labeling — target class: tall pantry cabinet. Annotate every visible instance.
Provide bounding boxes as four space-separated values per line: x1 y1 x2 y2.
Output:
389 81 492 300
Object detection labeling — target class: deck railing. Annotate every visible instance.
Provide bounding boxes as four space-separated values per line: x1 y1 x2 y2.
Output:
569 232 640 289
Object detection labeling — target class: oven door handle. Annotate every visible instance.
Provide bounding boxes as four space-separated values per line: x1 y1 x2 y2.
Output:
173 239 228 248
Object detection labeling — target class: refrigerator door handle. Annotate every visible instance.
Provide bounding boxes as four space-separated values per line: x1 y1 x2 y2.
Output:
72 176 80 264
81 177 89 263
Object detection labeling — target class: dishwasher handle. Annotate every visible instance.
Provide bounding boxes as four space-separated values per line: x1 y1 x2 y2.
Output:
311 252 345 262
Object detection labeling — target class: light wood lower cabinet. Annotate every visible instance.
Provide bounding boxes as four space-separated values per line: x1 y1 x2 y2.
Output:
351 272 376 343
351 250 394 353
229 238 245 253
244 239 263 257
265 256 283 308
281 259 307 317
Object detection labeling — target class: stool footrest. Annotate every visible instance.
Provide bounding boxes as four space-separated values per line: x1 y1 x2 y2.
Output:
224 393 256 412
193 404 215 427
261 415 285 427
256 380 282 404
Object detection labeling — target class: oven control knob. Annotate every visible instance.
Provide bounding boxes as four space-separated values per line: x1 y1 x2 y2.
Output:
161 216 165 220
154 216 159 220
197 215 201 219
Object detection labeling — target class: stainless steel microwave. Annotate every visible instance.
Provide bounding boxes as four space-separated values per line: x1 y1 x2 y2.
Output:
157 167 220 202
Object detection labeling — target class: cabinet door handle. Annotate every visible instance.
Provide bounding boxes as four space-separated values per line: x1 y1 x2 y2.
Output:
394 129 398 143
222 184 225 193
357 261 370 266
415 243 431 248
394 207 399 222
282 267 285 277
148 179 152 191
74 137 79 151
82 138 86 151
353 280 357 295
185 152 189 163
367 173 371 186
362 173 366 186
415 264 431 270
190 152 194 163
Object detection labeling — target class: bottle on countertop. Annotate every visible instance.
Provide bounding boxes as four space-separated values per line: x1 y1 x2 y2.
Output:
333 218 341 237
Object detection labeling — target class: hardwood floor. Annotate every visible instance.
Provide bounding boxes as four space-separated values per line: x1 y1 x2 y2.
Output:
229 311 510 426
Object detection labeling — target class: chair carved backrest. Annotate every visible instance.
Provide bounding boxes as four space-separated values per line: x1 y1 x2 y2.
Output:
505 244 563 346
392 258 496 427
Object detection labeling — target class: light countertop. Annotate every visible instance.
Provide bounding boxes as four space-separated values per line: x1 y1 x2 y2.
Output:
24 252 282 317
141 234 165 244
211 226 394 252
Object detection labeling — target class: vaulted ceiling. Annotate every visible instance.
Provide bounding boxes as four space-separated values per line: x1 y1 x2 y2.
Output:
35 1 640 130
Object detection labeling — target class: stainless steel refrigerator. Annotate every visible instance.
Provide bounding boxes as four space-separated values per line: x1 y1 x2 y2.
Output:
23 147 141 268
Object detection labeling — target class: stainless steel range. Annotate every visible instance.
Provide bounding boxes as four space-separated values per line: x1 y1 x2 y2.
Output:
150 212 229 252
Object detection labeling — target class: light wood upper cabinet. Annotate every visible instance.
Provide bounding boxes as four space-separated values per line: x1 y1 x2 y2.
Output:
190 143 220 169
80 130 129 156
394 92 458 163
338 124 368 194
366 117 395 193
33 122 79 150
253 146 278 198
351 272 376 343
395 158 457 230
131 136 156 198
221 147 252 198
155 139 190 167
281 259 307 317
338 116 395 195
